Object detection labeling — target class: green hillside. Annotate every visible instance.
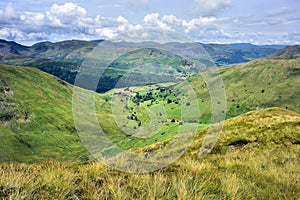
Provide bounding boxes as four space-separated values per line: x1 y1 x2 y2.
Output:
0 65 89 163
188 58 300 121
0 107 299 199
189 107 300 157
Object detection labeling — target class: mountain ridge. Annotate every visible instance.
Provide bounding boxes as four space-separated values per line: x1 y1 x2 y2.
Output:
268 45 300 59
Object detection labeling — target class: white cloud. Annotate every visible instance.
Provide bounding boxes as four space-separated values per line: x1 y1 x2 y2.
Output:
144 13 159 24
182 17 217 32
46 2 87 26
117 16 128 24
194 0 233 16
143 13 170 30
95 28 117 38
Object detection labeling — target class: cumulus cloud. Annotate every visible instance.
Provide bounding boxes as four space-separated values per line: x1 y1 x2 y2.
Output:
0 2 134 42
144 13 170 30
182 17 217 32
194 0 233 16
143 13 217 33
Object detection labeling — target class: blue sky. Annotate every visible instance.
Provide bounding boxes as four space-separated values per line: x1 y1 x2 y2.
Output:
0 0 299 45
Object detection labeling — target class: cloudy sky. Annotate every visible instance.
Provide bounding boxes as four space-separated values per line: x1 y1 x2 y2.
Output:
0 0 299 45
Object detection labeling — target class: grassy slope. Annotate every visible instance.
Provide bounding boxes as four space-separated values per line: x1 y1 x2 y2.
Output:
0 107 299 199
0 65 88 163
188 58 300 121
188 108 300 156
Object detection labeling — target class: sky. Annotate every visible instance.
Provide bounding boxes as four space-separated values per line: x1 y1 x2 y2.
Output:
0 0 299 45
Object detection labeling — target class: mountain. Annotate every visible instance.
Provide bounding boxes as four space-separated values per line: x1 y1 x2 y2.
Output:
0 40 207 93
0 65 89 163
28 40 97 63
0 39 283 92
0 41 298 199
227 43 286 49
201 43 278 66
0 39 29 54
268 45 300 59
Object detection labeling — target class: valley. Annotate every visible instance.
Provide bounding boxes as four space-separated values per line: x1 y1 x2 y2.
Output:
0 44 299 163
0 41 299 199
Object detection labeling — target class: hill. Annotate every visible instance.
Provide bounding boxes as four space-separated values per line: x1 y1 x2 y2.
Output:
187 58 300 122
188 108 300 157
0 65 89 163
0 107 299 199
268 45 300 59
28 40 97 63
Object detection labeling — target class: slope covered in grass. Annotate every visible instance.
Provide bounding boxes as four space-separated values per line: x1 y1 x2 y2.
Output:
187 58 300 122
0 108 299 199
0 65 89 163
188 108 300 157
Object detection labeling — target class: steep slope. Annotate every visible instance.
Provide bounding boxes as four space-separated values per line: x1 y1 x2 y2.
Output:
28 40 97 63
0 65 89 163
187 58 300 122
268 45 300 59
0 53 78 85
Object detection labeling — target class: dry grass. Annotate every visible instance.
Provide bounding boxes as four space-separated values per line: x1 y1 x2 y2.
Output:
0 145 299 199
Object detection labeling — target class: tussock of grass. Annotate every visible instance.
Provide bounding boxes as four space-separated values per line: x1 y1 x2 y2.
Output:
0 147 299 199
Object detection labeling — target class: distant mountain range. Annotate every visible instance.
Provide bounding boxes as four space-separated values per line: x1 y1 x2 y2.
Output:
0 39 287 92
226 43 286 49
